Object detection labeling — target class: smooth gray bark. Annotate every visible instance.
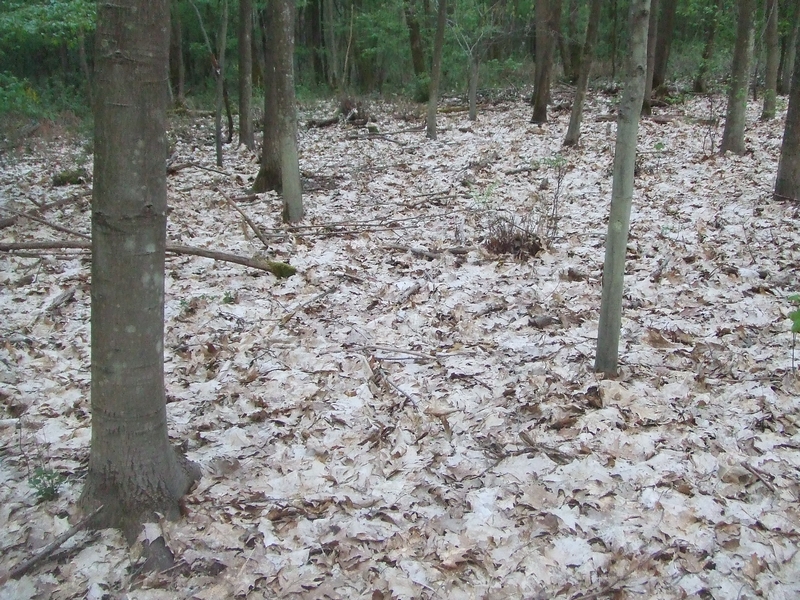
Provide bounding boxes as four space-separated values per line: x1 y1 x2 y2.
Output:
532 0 558 123
277 0 303 222
82 0 199 540
426 0 448 139
215 0 228 167
563 0 602 146
595 0 651 375
720 0 755 154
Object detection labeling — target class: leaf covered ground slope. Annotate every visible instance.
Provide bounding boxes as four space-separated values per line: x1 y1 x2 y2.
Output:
1 93 799 599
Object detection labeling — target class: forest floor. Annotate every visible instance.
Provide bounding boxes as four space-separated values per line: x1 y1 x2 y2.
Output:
1 89 799 599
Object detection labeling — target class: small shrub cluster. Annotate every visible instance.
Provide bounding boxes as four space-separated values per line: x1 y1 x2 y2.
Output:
484 215 542 259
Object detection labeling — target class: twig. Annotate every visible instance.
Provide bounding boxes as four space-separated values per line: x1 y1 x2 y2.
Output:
0 207 90 239
281 285 337 324
0 505 103 585
345 132 407 145
569 546 669 600
221 193 271 249
0 241 295 277
743 462 777 492
384 244 473 258
361 345 440 362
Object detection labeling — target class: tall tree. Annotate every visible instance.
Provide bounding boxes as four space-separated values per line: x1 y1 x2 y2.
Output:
239 0 255 148
255 0 303 221
775 31 800 201
214 0 229 167
427 0 448 139
762 0 780 119
720 0 756 154
169 0 186 105
651 0 678 91
323 0 340 87
81 0 200 541
404 0 427 79
531 0 559 123
693 0 724 93
642 0 659 115
560 0 582 82
595 0 651 375
779 0 800 94
563 0 602 146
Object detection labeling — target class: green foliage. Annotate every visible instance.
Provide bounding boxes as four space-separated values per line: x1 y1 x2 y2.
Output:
0 0 95 51
790 295 800 335
29 466 64 502
0 73 39 116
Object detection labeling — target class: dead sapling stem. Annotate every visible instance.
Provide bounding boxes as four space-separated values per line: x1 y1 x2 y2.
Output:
221 192 271 249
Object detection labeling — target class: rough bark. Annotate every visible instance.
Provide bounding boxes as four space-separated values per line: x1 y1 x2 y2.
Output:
81 0 200 541
595 0 651 375
651 0 677 91
775 30 800 200
214 0 229 167
693 0 723 93
779 0 800 94
720 0 756 154
239 0 254 148
170 0 186 104
563 0 602 146
531 0 557 123
426 0 448 139
405 0 427 77
761 0 780 119
253 0 303 220
561 0 581 82
642 0 659 115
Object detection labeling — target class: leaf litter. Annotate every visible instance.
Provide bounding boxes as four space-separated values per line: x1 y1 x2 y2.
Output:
1 91 799 599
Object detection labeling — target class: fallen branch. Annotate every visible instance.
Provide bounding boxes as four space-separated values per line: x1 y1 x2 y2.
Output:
281 285 337 324
0 207 90 240
384 244 473 258
221 193 271 249
0 190 92 231
0 241 296 278
0 505 103 585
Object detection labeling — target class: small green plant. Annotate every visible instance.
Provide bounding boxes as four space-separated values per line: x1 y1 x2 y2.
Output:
29 467 64 502
790 295 800 370
222 290 236 304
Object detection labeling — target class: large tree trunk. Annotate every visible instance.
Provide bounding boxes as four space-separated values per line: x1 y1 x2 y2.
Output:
595 0 651 375
239 0 254 148
81 0 200 542
641 0 659 115
775 31 800 200
720 0 756 154
651 0 677 91
563 0 602 146
779 0 800 94
761 0 780 119
169 0 186 105
561 0 581 83
255 0 303 221
693 0 723 93
426 0 447 139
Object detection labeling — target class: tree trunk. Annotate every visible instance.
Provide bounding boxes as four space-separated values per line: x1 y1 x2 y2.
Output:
77 29 93 107
215 0 229 167
561 0 581 82
779 0 800 94
81 0 200 541
610 0 618 79
468 55 479 120
531 0 556 123
255 0 303 220
595 0 651 375
170 0 186 104
641 0 659 115
693 0 723 93
563 0 602 146
775 31 800 200
720 0 756 154
426 0 447 139
651 0 677 91
323 0 340 87
761 0 780 119
239 0 254 148
405 0 427 77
